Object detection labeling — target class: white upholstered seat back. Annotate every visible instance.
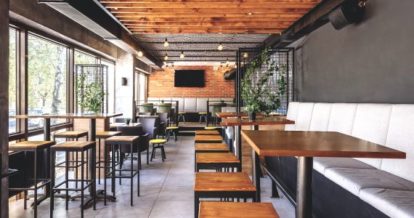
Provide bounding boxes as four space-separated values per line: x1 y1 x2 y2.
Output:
285 102 300 130
351 104 392 168
294 103 314 131
327 103 357 135
381 105 414 183
309 103 332 131
196 98 208 112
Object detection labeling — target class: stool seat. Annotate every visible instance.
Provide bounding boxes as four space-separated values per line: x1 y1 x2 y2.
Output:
54 130 88 138
195 130 219 135
195 172 256 192
199 202 279 218
166 126 179 130
9 141 55 151
195 143 229 152
96 131 121 139
106 136 139 144
52 141 95 151
196 152 239 164
195 135 223 143
204 127 219 130
150 139 167 144
178 112 186 114
199 112 208 115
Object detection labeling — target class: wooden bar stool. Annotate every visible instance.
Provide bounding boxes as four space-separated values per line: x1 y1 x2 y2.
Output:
50 141 96 218
9 141 55 218
195 143 229 153
204 126 219 130
195 135 223 143
199 202 279 218
150 138 167 162
166 126 179 141
104 136 140 206
53 130 88 141
194 172 257 218
195 130 220 135
96 131 121 184
195 152 241 172
199 112 208 123
178 112 186 122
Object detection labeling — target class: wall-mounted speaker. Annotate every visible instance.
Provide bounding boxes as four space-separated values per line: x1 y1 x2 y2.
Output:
329 0 365 30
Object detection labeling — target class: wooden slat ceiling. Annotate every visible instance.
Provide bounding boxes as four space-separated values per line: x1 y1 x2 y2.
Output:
99 0 321 63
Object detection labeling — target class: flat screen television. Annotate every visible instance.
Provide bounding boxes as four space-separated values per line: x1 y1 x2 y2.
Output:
174 70 205 87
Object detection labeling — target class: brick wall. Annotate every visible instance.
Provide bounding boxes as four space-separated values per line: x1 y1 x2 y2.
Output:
148 66 235 98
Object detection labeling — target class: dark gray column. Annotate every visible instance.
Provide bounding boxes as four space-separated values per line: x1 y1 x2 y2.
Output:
0 0 9 217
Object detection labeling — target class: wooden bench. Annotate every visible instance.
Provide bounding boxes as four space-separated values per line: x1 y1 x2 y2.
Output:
195 130 220 135
195 152 240 172
199 202 279 218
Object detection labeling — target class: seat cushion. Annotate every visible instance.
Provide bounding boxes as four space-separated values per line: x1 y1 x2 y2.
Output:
324 168 414 196
313 157 374 175
360 188 414 218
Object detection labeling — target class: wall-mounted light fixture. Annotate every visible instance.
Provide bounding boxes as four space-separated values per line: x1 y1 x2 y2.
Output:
122 77 128 86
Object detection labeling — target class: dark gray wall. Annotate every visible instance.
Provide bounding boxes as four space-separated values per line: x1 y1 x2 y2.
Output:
294 0 414 103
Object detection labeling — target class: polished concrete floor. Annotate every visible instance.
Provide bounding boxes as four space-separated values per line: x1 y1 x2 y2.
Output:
9 136 294 218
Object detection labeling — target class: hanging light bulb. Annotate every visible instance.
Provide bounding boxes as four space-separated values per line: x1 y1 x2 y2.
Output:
137 51 143 57
164 53 169 61
226 58 230 67
243 52 249 58
163 38 169 47
180 51 185 59
217 43 224 51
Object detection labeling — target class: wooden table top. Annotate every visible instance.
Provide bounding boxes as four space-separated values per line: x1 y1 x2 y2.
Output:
241 130 406 158
220 116 294 126
195 172 256 192
11 113 123 119
194 135 223 143
195 130 220 135
196 152 240 164
195 143 229 152
199 202 279 218
110 122 141 128
216 112 264 119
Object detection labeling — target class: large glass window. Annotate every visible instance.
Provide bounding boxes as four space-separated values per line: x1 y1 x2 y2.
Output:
75 50 98 65
101 59 115 114
9 28 17 133
27 34 68 129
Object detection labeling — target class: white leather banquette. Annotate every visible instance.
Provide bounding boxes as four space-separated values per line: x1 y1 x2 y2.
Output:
147 97 234 113
286 102 414 218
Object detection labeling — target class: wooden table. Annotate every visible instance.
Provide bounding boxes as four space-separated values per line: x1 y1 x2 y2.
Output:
110 122 140 129
216 112 264 119
241 130 406 218
219 116 294 173
12 113 122 207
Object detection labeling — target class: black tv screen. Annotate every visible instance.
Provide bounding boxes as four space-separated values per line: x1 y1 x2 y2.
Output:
174 70 205 87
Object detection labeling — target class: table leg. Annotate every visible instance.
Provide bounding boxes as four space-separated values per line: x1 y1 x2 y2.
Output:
44 118 51 197
296 157 313 218
235 125 242 172
252 150 261 202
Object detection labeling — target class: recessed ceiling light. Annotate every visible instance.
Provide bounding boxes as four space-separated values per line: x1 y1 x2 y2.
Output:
180 51 185 59
163 38 169 47
247 12 253 16
218 43 224 51
137 51 143 57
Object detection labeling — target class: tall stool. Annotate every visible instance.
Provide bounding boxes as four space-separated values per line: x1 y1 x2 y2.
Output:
198 112 208 123
9 141 55 218
150 139 167 162
199 202 280 218
104 136 140 206
194 172 257 218
195 130 220 135
194 135 223 143
50 141 96 218
166 126 179 141
177 112 186 122
96 131 121 184
195 152 240 172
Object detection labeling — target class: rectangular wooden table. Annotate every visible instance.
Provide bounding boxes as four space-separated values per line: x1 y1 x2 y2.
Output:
241 130 406 218
219 116 294 173
216 112 264 119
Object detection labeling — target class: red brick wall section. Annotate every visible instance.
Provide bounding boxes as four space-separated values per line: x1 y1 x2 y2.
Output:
148 66 235 98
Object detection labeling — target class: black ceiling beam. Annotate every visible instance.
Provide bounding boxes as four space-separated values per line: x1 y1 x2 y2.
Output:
38 0 163 67
149 49 237 52
165 59 235 62
263 0 344 48
157 55 235 58
143 41 262 45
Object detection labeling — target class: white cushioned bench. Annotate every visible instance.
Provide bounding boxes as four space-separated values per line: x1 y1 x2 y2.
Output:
286 102 414 218
147 97 233 113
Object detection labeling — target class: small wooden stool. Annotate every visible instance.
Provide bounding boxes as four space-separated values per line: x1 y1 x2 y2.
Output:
96 131 121 184
204 126 219 130
195 135 223 143
9 141 55 218
194 172 257 218
104 136 140 206
199 202 279 218
50 141 96 218
53 130 88 141
195 152 241 172
195 143 229 153
150 139 167 162
195 130 220 135
166 126 179 141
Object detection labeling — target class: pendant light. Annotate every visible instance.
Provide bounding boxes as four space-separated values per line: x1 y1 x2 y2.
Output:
137 51 143 57
164 53 169 61
163 38 169 47
217 43 224 51
180 51 185 59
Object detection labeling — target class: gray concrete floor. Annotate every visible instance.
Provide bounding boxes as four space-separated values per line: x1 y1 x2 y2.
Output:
9 136 294 218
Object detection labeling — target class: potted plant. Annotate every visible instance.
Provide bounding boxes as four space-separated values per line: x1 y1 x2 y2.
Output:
241 49 286 121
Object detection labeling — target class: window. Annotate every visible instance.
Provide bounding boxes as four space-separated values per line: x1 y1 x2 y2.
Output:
101 59 116 114
134 71 148 105
27 34 68 129
9 28 17 134
75 50 98 65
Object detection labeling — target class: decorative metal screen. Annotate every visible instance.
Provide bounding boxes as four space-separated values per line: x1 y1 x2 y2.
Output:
237 48 294 115
75 64 108 113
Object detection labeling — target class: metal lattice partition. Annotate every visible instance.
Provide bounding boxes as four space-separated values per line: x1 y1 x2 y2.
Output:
75 64 108 113
236 48 294 115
